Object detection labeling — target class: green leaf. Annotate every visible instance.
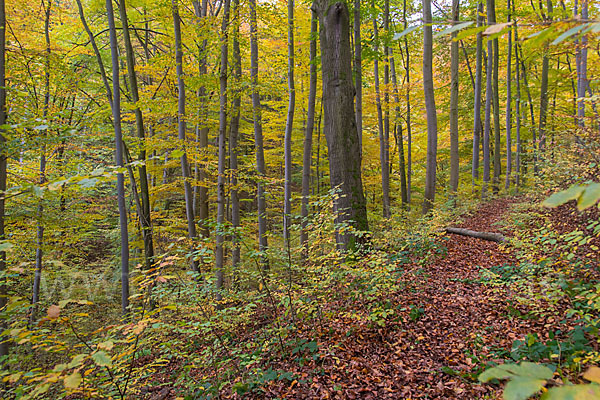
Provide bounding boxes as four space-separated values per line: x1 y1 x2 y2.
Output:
434 21 474 38
0 241 13 252
393 25 420 40
92 350 112 367
504 376 546 400
455 25 486 41
542 384 600 400
479 365 514 382
67 354 87 368
551 24 588 45
577 183 600 210
64 371 82 389
542 185 585 208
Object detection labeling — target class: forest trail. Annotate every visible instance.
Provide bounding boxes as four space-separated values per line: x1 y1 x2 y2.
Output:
254 197 553 399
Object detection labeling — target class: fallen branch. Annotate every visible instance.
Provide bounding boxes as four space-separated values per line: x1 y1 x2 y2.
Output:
445 227 507 243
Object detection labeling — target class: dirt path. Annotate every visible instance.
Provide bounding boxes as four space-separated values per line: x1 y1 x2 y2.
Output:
256 197 553 399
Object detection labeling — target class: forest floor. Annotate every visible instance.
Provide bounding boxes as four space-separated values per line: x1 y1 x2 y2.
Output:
145 196 594 399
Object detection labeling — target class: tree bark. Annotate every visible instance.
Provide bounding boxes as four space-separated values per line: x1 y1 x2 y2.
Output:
250 0 269 267
482 0 494 198
353 0 362 155
390 49 407 206
491 0 501 193
445 227 506 242
576 0 588 127
505 0 513 190
283 0 295 241
230 0 241 276
472 1 484 189
0 0 9 360
422 0 438 215
449 0 459 196
172 0 199 273
314 0 369 248
107 0 130 315
301 9 317 260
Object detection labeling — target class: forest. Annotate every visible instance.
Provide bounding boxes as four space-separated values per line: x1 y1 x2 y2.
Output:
0 0 599 398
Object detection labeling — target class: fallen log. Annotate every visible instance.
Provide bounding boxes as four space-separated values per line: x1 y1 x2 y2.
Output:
445 227 507 243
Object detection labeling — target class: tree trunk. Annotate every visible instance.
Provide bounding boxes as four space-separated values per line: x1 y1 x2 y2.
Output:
514 18 522 189
230 0 241 276
472 1 484 189
538 0 553 155
576 0 588 126
0 0 9 360
314 0 369 248
482 1 494 198
216 0 231 298
491 0 501 193
445 227 506 242
301 9 317 260
353 0 362 155
118 0 154 271
172 0 199 273
505 0 512 190
283 0 295 241
403 0 412 205
422 0 438 215
107 0 130 315
372 4 390 218
390 49 407 206
449 0 459 196
250 0 269 267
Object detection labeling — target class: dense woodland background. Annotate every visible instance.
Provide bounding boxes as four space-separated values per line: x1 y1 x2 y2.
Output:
0 0 599 398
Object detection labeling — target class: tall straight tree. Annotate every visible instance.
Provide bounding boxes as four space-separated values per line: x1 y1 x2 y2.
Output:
301 9 318 259
390 44 407 205
538 0 553 153
229 0 242 274
491 0 501 192
402 0 412 204
314 0 369 247
353 0 362 154
449 0 460 196
32 0 51 320
514 17 522 189
372 4 390 218
576 0 588 126
482 0 494 197
249 0 269 266
172 0 199 273
422 0 438 214
0 0 8 359
283 0 295 241
505 0 513 190
106 0 129 314
118 0 154 271
471 1 484 188
215 0 231 296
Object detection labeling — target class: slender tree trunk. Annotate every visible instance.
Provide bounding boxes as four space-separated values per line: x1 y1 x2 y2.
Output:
250 0 269 267
422 0 438 214
31 0 51 321
383 0 391 215
372 5 390 218
0 0 9 360
491 0 501 193
314 0 369 247
172 0 199 273
118 0 154 271
283 0 295 241
215 0 231 297
576 0 587 127
472 1 484 189
107 0 130 314
353 0 362 155
403 1 412 205
193 0 210 238
390 49 407 206
515 23 522 189
230 0 241 276
519 45 537 174
538 0 553 154
449 0 459 196
505 0 512 190
301 9 317 259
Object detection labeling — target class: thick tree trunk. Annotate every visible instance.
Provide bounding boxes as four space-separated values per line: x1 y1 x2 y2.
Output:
449 0 459 196
283 0 295 241
118 0 154 271
215 0 231 297
172 0 199 273
422 0 438 215
472 1 484 189
250 0 269 267
107 0 130 315
301 9 317 260
314 0 369 248
372 5 390 218
353 0 362 154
